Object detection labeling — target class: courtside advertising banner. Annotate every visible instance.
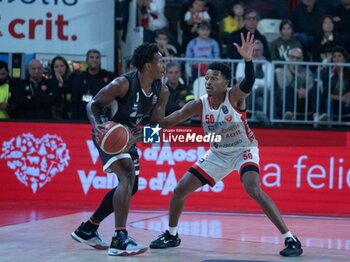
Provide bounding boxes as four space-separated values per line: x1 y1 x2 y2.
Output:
0 0 115 69
0 122 349 217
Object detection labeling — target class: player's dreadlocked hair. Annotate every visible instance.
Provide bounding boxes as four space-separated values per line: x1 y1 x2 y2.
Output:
131 43 160 71
208 62 232 80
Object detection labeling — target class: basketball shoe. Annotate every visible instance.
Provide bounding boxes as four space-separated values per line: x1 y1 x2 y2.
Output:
108 230 147 256
280 235 303 257
71 222 109 250
149 230 181 249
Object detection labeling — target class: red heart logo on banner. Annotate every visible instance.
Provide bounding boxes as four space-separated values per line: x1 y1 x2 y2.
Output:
1 134 70 193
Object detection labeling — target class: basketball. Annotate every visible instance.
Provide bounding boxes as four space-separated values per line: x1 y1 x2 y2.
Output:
96 121 130 154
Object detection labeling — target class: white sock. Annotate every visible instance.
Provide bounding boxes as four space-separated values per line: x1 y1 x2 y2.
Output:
168 226 178 236
282 231 296 241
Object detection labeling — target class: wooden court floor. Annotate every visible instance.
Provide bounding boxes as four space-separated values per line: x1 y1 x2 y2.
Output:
0 203 349 262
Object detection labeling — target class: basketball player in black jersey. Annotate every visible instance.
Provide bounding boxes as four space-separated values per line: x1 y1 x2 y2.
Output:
70 43 169 256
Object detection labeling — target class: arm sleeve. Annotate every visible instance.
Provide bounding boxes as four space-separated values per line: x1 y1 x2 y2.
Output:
239 61 255 93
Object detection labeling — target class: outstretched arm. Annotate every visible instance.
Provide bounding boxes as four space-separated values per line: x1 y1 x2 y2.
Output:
230 32 256 110
161 100 201 129
151 93 201 129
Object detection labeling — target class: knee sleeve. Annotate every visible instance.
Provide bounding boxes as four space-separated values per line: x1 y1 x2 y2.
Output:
132 175 139 196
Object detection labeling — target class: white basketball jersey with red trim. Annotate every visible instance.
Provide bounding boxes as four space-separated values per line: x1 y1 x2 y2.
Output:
200 89 258 153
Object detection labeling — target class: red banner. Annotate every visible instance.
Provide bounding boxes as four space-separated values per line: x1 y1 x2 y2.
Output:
0 122 349 217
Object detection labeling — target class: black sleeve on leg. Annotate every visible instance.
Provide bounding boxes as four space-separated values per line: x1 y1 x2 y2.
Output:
132 175 139 196
91 187 116 222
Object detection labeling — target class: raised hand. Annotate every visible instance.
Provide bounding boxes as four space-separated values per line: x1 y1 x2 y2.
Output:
233 32 255 62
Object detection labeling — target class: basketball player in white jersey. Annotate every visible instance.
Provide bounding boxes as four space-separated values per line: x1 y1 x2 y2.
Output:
149 32 303 257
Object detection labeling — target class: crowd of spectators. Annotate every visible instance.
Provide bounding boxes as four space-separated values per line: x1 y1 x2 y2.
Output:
158 0 350 123
0 50 115 121
1 0 349 124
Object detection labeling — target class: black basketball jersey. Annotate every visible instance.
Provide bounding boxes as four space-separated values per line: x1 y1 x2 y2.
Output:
101 71 162 128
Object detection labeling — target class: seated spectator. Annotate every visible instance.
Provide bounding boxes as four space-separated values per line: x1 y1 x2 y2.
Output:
275 48 315 120
154 29 177 57
164 62 189 115
269 20 302 61
220 1 245 44
289 0 326 56
71 49 115 121
137 0 168 43
0 61 16 119
185 21 220 79
49 56 76 120
179 0 212 53
320 46 350 121
312 15 344 62
330 0 350 53
16 59 60 120
236 39 272 115
226 9 270 61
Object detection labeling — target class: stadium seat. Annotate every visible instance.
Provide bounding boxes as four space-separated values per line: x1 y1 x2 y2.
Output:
257 19 282 43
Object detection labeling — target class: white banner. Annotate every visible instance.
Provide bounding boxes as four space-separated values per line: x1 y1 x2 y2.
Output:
0 0 115 70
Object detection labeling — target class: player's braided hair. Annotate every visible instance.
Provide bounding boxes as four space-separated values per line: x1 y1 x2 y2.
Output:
131 43 160 71
208 62 232 80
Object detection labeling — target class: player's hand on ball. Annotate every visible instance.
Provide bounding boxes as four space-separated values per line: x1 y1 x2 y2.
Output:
95 121 130 155
94 122 112 144
121 126 143 153
121 127 133 153
130 127 143 142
